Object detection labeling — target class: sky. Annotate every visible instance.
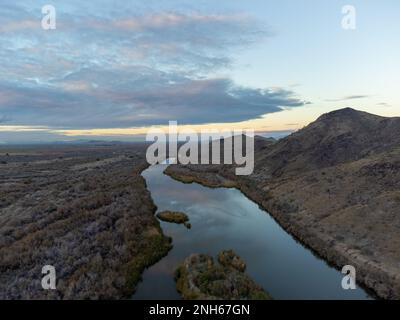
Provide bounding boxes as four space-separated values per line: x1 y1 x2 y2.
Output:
0 0 399 143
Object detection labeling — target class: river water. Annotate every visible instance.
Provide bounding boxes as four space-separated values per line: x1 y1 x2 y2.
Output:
133 164 371 300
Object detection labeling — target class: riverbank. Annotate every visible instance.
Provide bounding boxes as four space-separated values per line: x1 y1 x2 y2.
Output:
165 164 398 299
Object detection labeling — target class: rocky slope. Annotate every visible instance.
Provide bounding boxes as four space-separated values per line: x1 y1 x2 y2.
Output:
166 108 400 299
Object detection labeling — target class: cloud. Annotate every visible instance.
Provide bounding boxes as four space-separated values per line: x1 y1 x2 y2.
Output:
0 1 308 137
0 70 308 128
0 20 39 33
376 102 390 107
0 5 266 76
0 115 11 124
325 95 369 102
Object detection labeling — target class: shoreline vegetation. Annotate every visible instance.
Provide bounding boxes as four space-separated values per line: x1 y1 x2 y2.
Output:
126 231 172 295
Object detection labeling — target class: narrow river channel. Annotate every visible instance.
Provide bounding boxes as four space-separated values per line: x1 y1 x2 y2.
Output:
133 164 371 300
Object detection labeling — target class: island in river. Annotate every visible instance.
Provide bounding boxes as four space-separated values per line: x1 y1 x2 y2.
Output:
175 250 272 300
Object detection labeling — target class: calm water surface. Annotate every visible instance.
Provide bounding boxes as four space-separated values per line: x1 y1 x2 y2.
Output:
133 165 371 300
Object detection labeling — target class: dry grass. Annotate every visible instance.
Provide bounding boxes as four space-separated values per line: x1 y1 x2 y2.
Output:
0 144 171 299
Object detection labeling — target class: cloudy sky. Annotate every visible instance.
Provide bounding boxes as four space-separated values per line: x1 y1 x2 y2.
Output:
0 0 399 143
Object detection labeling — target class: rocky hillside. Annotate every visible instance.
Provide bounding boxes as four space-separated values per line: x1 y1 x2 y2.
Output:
166 108 400 299
253 107 400 178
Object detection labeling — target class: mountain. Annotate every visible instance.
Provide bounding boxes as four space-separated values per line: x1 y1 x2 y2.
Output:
166 108 400 299
254 107 400 178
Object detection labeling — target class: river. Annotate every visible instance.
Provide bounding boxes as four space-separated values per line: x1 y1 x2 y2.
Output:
133 164 371 300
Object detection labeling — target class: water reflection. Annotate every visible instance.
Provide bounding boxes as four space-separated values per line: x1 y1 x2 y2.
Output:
133 165 371 300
